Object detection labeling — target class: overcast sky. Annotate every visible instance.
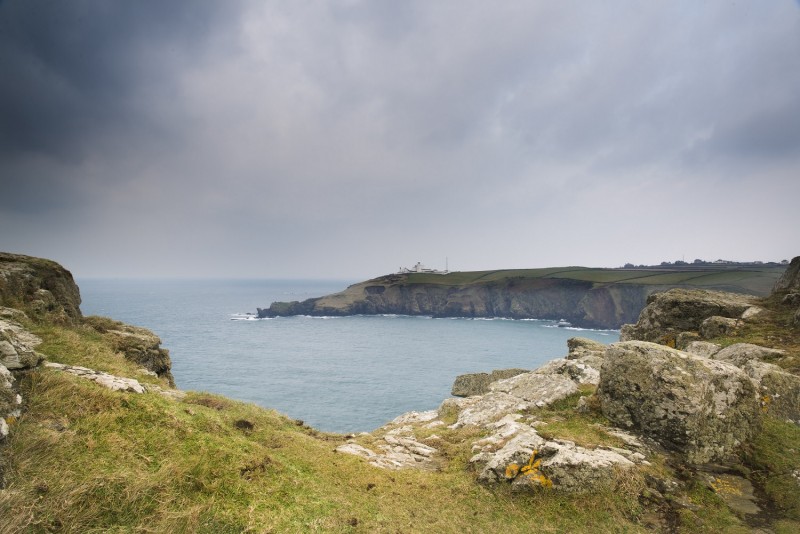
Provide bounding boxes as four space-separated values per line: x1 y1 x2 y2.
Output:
1 1 799 279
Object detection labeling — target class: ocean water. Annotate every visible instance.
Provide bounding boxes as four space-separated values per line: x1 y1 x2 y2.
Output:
78 279 619 433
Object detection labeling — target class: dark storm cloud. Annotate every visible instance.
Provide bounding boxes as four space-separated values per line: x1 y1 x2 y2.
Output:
0 0 237 159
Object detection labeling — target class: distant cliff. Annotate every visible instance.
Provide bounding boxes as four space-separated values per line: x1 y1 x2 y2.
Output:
257 266 786 329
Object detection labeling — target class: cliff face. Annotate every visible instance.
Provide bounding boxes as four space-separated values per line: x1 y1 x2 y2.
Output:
0 252 82 324
259 276 664 329
0 252 174 384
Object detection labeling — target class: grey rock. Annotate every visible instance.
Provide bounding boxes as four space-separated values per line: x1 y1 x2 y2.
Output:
44 362 146 393
534 358 601 385
451 368 528 397
684 341 722 359
774 256 800 293
489 372 578 407
620 289 754 344
782 293 800 307
738 360 800 421
471 417 639 492
0 317 43 370
565 337 606 360
699 316 741 339
336 425 438 470
598 341 761 464
712 343 785 366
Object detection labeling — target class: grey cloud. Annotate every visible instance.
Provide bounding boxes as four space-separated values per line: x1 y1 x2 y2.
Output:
1 1 799 278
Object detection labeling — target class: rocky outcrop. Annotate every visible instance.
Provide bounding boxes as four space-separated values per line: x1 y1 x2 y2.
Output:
0 313 43 370
619 288 755 345
774 256 800 293
598 341 761 464
84 316 174 386
0 252 82 324
451 368 528 397
44 362 146 393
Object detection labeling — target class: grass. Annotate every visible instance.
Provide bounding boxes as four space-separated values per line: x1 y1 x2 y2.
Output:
2 367 656 533
397 266 784 295
3 282 799 532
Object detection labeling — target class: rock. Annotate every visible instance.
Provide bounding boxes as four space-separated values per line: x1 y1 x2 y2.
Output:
676 331 701 350
0 317 43 370
489 372 578 407
773 256 800 293
44 362 146 393
711 343 785 366
1 363 21 440
684 341 722 359
387 410 440 426
84 317 174 386
470 417 639 493
0 252 82 323
699 316 741 339
443 392 535 428
737 360 800 421
534 358 601 385
620 289 754 345
566 337 606 359
741 306 765 320
336 426 438 470
782 293 800 307
451 368 528 397
597 341 761 464
795 307 800 327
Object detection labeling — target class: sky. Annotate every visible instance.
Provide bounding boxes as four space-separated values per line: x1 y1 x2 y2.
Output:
1 1 799 279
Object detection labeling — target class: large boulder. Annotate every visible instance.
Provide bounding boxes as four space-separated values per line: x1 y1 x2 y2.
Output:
0 252 82 323
598 341 761 464
619 289 755 345
451 368 528 397
774 256 800 293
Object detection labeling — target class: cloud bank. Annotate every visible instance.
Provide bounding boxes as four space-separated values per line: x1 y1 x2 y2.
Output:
1 1 799 278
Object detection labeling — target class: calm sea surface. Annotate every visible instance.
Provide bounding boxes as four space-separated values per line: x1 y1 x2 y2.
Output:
77 279 619 433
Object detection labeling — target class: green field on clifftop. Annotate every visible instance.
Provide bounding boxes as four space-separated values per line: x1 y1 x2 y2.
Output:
402 265 783 295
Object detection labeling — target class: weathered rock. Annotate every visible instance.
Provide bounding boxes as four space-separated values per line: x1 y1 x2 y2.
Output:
741 306 765 320
0 252 82 323
84 317 174 386
620 289 754 344
335 425 438 470
684 341 722 359
566 337 606 360
598 341 761 464
534 358 600 385
773 256 800 293
676 331 701 350
712 343 786 366
737 360 800 422
699 316 741 339
443 392 535 428
470 416 640 493
1 363 22 440
0 317 43 370
451 368 528 397
782 293 800 307
44 362 146 393
489 372 579 407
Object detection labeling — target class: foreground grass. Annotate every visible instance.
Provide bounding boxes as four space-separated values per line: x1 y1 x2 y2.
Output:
2 369 652 533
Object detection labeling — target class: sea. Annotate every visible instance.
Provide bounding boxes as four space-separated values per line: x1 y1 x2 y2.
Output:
77 279 620 433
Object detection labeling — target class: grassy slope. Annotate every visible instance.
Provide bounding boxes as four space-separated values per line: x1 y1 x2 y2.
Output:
2 292 799 532
400 266 783 295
